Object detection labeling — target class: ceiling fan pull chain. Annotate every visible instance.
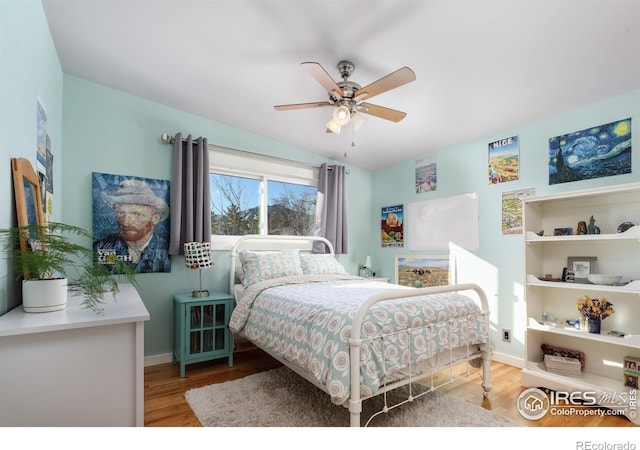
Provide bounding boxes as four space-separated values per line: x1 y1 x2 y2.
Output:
351 123 356 147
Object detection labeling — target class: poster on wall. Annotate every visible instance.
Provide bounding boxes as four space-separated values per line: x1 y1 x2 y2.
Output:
548 118 631 185
92 172 172 273
36 98 47 174
488 135 519 184
381 204 404 248
36 98 53 221
415 155 437 193
395 254 450 288
45 139 54 220
502 188 535 235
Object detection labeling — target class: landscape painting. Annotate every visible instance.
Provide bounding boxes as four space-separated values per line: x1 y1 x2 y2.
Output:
548 118 631 185
395 254 450 288
488 135 519 184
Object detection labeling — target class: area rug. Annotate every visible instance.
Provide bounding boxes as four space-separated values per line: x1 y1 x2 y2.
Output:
184 367 521 427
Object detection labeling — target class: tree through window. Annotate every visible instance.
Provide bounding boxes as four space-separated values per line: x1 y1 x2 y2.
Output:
210 173 317 236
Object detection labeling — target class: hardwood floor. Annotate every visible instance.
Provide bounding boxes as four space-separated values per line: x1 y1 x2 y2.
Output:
144 349 636 427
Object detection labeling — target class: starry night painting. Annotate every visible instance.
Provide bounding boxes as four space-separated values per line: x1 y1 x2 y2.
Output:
548 118 631 185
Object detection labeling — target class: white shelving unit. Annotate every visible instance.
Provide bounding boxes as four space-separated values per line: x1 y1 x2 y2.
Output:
520 182 640 424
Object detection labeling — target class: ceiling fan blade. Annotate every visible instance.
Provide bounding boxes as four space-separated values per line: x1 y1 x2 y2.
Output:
301 62 342 95
274 101 332 111
354 67 416 101
358 102 407 122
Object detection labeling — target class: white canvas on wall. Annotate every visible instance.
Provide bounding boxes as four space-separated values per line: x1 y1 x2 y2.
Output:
405 193 479 251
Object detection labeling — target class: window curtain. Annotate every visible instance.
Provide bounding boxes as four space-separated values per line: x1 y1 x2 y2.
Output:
313 163 348 254
168 133 211 256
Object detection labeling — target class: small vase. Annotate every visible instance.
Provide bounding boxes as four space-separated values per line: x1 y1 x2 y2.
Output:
587 317 601 334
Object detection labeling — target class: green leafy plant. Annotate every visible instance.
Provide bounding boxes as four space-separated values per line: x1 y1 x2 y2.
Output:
0 222 138 314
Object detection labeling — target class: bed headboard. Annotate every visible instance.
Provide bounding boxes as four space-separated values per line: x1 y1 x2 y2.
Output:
229 234 334 293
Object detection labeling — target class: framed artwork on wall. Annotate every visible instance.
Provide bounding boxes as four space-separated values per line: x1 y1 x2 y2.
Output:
415 155 437 193
548 118 631 185
488 135 519 184
381 204 404 248
92 172 171 273
502 187 534 235
395 254 450 288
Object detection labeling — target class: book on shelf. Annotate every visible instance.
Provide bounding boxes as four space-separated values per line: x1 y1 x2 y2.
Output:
624 355 640 388
544 354 582 377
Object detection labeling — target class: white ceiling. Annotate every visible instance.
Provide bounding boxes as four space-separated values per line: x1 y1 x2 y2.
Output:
42 0 640 171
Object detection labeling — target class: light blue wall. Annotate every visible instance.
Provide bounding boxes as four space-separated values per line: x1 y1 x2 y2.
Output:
2 0 638 363
61 75 372 357
0 0 63 314
370 90 640 361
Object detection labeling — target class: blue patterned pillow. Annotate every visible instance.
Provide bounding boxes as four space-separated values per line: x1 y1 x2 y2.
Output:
239 250 303 287
299 253 349 275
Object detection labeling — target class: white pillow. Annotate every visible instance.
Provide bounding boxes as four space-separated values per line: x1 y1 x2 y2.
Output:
299 253 349 275
234 265 245 285
239 250 303 287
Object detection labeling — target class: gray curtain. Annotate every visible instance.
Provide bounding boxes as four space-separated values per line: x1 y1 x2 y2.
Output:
313 163 348 254
168 133 211 255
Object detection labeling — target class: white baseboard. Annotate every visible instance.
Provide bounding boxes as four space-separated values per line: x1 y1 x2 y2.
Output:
492 351 524 369
144 353 173 367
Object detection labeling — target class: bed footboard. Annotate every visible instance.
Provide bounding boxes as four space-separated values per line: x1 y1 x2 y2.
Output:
347 282 491 427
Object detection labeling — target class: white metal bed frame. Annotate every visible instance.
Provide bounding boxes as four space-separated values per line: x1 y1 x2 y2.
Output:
230 235 492 427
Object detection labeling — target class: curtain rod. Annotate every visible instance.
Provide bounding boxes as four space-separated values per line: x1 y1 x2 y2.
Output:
161 133 348 173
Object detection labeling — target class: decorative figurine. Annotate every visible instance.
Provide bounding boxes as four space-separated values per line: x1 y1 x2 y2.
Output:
587 215 600 234
617 221 634 233
576 221 588 235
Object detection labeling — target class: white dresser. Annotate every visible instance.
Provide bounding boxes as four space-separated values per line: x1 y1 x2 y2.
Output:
0 283 149 426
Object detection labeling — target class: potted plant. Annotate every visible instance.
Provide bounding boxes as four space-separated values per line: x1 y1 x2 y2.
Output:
576 295 615 334
0 221 137 314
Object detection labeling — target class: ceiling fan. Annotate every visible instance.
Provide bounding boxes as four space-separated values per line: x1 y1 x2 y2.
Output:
274 60 416 134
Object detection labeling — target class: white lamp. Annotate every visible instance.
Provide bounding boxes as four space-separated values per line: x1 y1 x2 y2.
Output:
364 255 372 278
184 242 213 298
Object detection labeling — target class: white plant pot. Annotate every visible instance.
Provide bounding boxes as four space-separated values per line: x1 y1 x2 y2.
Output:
22 278 68 313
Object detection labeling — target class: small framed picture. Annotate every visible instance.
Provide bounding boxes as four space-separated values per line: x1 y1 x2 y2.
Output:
554 227 573 236
566 256 597 283
395 254 450 288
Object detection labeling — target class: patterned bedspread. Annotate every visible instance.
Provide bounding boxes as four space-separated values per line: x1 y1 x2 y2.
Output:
229 275 489 404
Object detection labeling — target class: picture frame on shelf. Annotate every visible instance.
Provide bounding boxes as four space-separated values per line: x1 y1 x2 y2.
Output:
566 256 597 283
554 227 573 236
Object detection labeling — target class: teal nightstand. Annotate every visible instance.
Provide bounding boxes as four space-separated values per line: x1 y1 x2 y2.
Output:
173 292 234 377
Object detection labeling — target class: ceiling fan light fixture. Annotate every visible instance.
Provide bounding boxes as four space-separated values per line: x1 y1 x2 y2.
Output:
326 118 341 134
351 113 367 132
333 105 351 126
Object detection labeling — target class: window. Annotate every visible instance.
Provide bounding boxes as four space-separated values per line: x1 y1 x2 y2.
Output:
209 146 319 244
266 180 317 235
